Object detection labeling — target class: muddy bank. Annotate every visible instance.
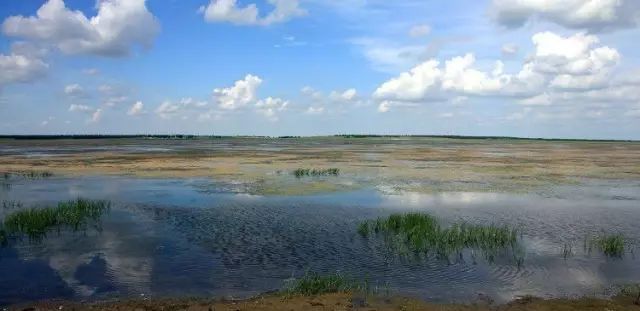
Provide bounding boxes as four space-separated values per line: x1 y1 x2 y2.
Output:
7 292 640 311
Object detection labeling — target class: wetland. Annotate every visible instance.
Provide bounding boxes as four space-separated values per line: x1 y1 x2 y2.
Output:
1 136 640 309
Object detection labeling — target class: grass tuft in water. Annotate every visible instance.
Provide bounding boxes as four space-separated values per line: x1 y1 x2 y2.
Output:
293 168 340 178
282 272 378 297
591 234 626 258
359 213 520 261
2 198 110 242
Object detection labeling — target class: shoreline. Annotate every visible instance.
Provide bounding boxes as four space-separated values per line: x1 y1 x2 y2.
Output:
6 291 640 311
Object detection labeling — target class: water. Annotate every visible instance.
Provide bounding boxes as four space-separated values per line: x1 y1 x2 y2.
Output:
0 176 639 305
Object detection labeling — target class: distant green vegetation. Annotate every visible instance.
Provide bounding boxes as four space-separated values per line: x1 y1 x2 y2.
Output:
282 272 378 297
293 168 340 178
589 234 626 258
1 199 110 244
2 170 53 180
358 213 520 261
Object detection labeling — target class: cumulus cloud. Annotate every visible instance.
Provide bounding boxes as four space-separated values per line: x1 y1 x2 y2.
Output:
2 0 160 57
0 44 48 86
491 0 640 32
64 83 83 96
199 0 306 26
255 96 289 121
373 31 630 112
329 88 358 102
214 74 262 110
127 101 145 116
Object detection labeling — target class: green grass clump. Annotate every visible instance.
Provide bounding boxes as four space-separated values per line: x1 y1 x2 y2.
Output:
591 234 626 258
282 272 377 297
2 198 110 242
359 213 519 261
293 168 340 178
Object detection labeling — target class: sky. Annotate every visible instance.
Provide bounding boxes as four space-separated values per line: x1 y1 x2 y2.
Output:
1 0 640 139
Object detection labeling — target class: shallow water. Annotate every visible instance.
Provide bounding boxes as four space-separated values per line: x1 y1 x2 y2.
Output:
0 176 639 305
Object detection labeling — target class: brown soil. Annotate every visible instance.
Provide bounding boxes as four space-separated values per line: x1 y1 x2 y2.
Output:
7 292 640 311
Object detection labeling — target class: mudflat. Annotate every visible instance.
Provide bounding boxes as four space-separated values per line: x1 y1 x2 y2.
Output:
2 136 639 195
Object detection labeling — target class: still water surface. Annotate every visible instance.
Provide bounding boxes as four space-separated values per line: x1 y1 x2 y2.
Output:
0 176 639 305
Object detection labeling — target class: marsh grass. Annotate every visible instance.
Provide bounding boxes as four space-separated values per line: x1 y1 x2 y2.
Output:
2 171 54 180
282 272 380 297
2 200 23 209
293 168 340 178
359 213 520 262
590 234 626 258
0 225 6 247
2 198 110 243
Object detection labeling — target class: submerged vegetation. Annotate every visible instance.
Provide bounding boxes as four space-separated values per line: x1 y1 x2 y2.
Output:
293 168 340 178
1 199 110 244
359 213 520 262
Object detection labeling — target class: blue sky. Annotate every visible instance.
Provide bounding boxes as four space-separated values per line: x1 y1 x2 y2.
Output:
1 0 640 139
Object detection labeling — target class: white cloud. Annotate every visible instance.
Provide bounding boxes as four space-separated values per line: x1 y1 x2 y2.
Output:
351 37 430 72
154 97 208 119
214 74 262 110
68 104 93 112
305 106 325 114
155 100 182 119
329 88 358 102
255 96 288 121
64 83 83 96
104 96 129 107
0 44 48 86
373 59 443 102
409 24 431 37
2 0 160 57
501 43 518 55
373 31 626 108
127 101 145 116
91 108 103 123
199 0 306 26
519 93 552 106
491 0 640 32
